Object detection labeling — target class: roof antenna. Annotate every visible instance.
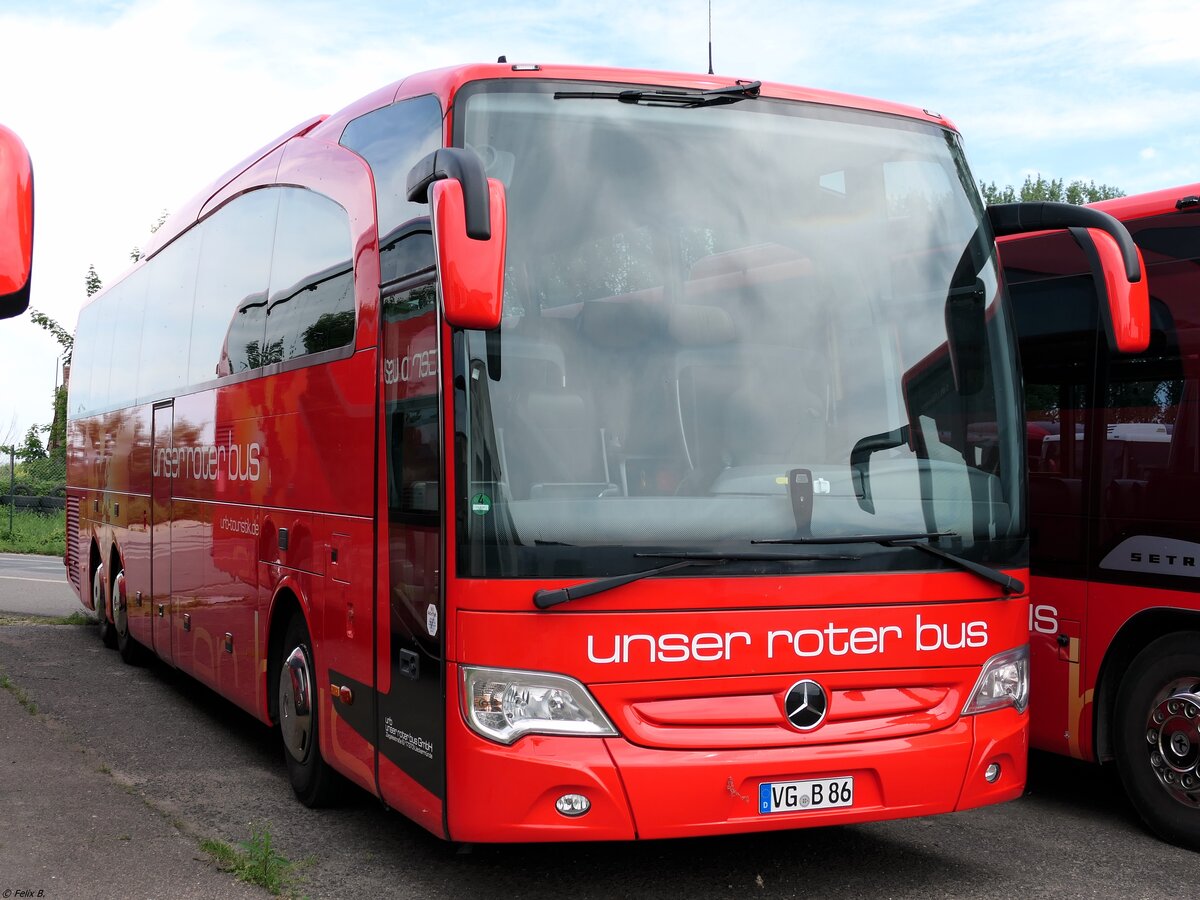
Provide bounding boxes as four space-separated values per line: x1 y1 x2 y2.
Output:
707 1 714 74
497 55 507 64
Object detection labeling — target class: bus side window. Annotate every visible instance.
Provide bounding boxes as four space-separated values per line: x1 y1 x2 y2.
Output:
192 189 279 380
383 282 440 521
263 189 355 363
1103 218 1200 530
389 397 440 519
340 94 442 283
138 227 202 402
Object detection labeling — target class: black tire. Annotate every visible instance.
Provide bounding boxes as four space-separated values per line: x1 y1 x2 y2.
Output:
112 565 146 665
94 563 117 649
1114 631 1200 850
277 614 339 807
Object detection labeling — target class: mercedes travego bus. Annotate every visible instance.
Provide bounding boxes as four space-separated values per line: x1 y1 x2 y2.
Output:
65 63 1148 842
1000 184 1200 849
0 123 34 319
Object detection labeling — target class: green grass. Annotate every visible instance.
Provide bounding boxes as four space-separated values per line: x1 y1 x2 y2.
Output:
0 673 38 715
45 610 92 625
0 507 66 556
0 610 93 627
201 825 303 896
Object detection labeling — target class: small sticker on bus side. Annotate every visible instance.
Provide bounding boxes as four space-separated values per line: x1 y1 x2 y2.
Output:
471 493 492 515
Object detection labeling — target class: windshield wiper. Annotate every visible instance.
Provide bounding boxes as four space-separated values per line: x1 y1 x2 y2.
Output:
753 531 1024 596
532 549 859 610
553 80 762 108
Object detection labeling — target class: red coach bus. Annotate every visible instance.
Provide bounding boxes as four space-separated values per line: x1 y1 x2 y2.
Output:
66 63 1145 842
1000 184 1200 848
0 123 34 319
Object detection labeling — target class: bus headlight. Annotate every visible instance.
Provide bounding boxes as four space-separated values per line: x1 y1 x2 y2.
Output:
461 666 618 744
963 645 1029 715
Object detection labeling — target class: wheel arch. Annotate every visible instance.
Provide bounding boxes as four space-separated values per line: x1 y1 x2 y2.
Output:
266 583 309 726
1094 607 1200 763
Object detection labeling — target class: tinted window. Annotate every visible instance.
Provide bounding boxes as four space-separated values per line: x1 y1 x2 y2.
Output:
1099 219 1200 551
138 227 201 400
191 189 279 380
389 398 440 518
340 95 442 281
68 301 99 416
104 267 149 408
1006 232 1100 576
84 287 118 412
263 189 354 363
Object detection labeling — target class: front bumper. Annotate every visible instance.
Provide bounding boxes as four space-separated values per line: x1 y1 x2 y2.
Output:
444 684 1027 842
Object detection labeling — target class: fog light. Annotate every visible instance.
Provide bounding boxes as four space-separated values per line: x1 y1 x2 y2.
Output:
984 762 1001 783
555 794 591 817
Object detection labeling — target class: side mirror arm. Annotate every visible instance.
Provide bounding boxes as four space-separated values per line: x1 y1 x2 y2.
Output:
406 148 491 240
990 201 1150 354
987 202 1141 283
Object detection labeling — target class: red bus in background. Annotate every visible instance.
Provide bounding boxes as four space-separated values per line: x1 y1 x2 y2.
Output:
1000 184 1200 849
66 63 1144 842
0 123 34 319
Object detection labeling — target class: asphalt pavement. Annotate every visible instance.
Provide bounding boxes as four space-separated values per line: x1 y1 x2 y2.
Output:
0 555 258 897
0 683 263 899
0 553 81 618
1 557 1199 898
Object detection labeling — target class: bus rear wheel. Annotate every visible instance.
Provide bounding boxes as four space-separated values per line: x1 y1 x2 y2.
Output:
93 563 116 649
112 566 146 665
1114 632 1200 850
277 614 338 807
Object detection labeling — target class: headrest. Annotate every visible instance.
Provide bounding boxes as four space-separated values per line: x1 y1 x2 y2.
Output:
667 304 735 346
578 299 660 348
521 391 586 424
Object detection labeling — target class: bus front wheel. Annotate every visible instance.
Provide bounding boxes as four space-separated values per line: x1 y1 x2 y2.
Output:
1114 632 1200 850
276 614 338 807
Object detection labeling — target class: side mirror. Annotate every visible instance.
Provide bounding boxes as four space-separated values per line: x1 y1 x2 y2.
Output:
406 148 506 331
988 201 1149 354
850 425 910 514
0 124 34 321
1077 226 1150 355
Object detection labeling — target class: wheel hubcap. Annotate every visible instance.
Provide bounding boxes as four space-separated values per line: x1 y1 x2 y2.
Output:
93 565 105 619
279 646 314 763
113 570 128 638
1145 682 1200 807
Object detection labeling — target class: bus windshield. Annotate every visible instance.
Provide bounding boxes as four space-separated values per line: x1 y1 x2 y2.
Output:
453 79 1024 578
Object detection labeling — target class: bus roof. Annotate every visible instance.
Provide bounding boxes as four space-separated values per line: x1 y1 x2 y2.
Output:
135 62 957 265
1088 183 1200 222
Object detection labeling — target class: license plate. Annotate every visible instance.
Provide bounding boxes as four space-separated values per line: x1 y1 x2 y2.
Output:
758 777 854 814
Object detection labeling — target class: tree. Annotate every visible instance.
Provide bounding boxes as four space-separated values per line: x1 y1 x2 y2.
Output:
979 174 1124 206
27 289 83 459
85 263 102 297
14 424 48 462
28 308 73 364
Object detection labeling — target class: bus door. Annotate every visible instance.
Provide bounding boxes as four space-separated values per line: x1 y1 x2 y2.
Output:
377 280 444 818
151 401 175 665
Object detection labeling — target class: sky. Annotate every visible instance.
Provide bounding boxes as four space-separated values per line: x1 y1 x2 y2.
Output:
2 0 1199 445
